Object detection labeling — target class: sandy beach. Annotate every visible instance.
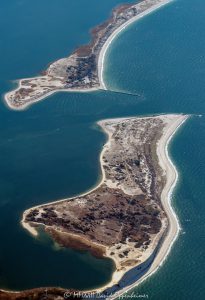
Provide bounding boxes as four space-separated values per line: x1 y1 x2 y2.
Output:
4 0 174 110
21 114 189 297
98 0 174 89
104 114 189 299
21 119 111 236
4 79 97 111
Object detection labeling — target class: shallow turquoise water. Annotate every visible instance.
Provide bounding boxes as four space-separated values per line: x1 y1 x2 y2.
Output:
0 0 205 298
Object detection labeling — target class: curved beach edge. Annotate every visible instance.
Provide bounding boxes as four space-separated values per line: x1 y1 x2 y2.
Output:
0 114 190 298
4 0 174 111
20 114 189 296
4 84 98 112
21 119 110 237
103 114 189 299
98 0 174 90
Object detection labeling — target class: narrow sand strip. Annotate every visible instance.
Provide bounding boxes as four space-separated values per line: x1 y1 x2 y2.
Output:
106 114 189 299
4 83 97 111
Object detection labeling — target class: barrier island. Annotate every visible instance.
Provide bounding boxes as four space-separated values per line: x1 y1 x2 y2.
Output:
4 0 173 110
21 114 188 297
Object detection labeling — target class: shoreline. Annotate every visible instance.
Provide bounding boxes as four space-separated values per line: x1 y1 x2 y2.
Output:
98 0 174 89
4 0 174 110
21 118 111 236
20 114 189 297
21 113 166 235
104 114 189 299
4 81 97 111
1 114 189 297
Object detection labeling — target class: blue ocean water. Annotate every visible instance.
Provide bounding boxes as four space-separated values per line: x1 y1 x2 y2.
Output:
0 0 205 298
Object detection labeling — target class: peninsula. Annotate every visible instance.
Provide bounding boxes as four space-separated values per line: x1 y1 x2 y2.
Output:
5 0 173 110
21 114 188 296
